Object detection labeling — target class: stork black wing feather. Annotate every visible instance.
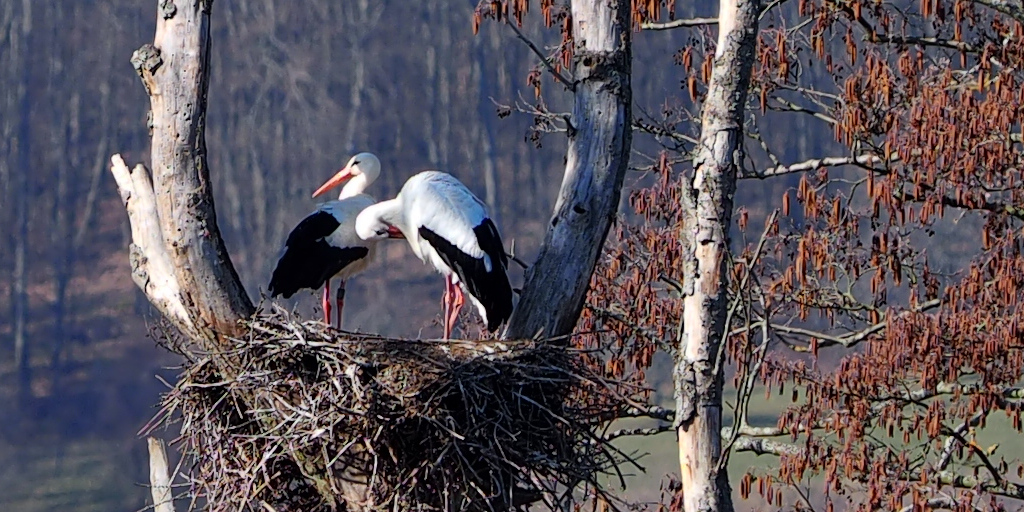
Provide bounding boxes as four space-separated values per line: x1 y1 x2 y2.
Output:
268 211 369 298
419 219 513 331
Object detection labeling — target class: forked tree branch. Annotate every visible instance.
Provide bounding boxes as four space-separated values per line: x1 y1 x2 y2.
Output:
873 34 980 53
926 469 1024 499
112 3 342 508
506 21 575 91
743 154 888 179
770 298 942 350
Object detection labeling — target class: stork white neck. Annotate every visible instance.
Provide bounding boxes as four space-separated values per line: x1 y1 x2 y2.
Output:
339 174 373 199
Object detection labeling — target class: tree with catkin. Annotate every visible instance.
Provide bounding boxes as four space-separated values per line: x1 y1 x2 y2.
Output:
583 0 1024 510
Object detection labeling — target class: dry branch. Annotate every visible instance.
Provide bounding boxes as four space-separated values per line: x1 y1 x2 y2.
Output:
640 17 718 30
505 21 575 91
744 154 887 179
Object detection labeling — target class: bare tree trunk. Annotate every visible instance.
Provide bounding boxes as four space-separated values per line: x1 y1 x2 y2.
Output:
423 45 442 165
52 72 110 372
504 0 632 340
0 0 13 299
674 1 759 511
436 7 452 171
51 89 76 374
119 0 253 339
11 0 33 401
341 0 370 153
12 183 29 399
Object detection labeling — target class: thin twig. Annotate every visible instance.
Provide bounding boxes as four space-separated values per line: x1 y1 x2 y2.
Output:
506 21 575 91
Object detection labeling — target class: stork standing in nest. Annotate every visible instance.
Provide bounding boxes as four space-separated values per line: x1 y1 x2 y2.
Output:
355 171 513 339
268 153 382 327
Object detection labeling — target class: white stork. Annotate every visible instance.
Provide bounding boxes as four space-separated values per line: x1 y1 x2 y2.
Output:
268 152 381 327
355 171 513 339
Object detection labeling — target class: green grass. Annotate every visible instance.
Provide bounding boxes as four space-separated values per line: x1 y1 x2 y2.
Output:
0 436 152 512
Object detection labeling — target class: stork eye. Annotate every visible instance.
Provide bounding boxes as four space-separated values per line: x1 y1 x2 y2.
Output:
353 160 360 166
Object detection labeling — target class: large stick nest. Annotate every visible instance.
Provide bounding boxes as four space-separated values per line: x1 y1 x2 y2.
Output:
150 309 641 512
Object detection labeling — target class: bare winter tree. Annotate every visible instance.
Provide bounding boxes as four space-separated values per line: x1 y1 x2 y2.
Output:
584 0 1024 510
7 0 33 402
672 1 760 510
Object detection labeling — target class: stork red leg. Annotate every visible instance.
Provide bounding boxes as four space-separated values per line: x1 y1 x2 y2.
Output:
446 281 465 340
322 278 332 326
442 276 453 339
335 281 346 328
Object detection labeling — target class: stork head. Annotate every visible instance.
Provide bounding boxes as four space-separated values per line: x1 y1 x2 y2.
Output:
355 201 406 241
312 152 382 198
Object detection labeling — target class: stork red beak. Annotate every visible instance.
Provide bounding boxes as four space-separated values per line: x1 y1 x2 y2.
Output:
312 167 356 198
386 225 405 239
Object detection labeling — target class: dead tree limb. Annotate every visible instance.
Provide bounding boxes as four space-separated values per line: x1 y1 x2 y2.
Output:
504 0 632 341
674 1 760 511
120 0 253 341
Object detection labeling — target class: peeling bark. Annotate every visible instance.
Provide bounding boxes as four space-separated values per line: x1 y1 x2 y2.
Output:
148 437 177 512
674 1 759 511
504 0 632 341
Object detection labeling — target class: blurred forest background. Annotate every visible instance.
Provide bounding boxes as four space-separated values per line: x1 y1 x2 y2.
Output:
0 0 937 510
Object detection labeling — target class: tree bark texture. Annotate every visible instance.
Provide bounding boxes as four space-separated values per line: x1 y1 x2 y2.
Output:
504 0 632 341
675 1 759 511
117 0 253 339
